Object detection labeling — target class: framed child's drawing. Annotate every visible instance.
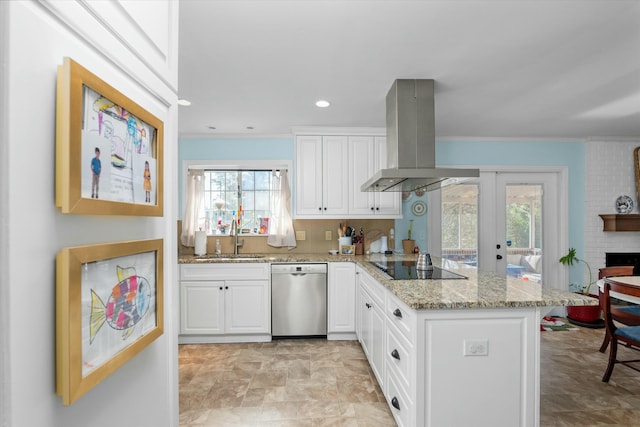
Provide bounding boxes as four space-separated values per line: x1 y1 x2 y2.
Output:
56 57 164 216
56 239 164 405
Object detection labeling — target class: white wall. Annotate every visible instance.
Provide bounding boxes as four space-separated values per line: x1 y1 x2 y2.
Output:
584 139 640 275
1 1 179 426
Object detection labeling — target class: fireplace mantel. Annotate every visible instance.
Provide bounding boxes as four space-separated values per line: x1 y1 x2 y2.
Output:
599 214 640 232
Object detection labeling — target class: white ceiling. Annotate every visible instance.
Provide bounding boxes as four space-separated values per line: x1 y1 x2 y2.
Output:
178 1 640 139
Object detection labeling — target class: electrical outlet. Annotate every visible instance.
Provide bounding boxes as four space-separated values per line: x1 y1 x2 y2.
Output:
464 339 489 356
295 230 306 241
325 230 332 241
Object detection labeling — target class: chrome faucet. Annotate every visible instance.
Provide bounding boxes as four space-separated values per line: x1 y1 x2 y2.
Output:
230 219 244 255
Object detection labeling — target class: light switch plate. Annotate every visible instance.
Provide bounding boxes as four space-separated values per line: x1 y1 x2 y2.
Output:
325 231 332 240
295 230 306 240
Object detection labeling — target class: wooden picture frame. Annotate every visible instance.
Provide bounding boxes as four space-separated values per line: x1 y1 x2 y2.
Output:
341 244 355 255
635 146 640 205
56 239 164 405
56 57 164 216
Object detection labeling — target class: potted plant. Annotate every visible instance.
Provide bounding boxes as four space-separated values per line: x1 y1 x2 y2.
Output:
402 219 415 254
559 248 602 326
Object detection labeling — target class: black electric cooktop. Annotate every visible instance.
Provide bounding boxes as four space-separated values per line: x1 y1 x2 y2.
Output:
368 261 468 280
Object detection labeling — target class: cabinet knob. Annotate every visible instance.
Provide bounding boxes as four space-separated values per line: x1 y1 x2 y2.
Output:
225 286 229 290
391 397 400 410
219 286 223 290
365 303 372 309
324 207 327 210
376 207 379 211
318 207 322 211
391 349 400 360
371 207 375 211
393 308 403 318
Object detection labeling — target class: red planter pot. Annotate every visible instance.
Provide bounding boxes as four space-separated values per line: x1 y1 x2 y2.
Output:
566 294 604 327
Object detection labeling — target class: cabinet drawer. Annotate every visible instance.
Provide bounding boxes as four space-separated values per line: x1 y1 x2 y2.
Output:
385 366 414 427
358 268 385 306
385 290 414 340
386 320 413 391
181 263 269 281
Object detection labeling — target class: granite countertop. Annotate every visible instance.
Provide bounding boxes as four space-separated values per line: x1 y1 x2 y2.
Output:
178 252 598 310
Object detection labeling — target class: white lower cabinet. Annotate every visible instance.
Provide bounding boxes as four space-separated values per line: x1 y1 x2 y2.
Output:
327 262 356 339
180 280 225 334
356 267 386 387
356 266 540 427
179 263 270 343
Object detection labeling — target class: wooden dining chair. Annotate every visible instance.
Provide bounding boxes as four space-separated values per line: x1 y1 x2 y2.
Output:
598 266 637 353
601 278 640 382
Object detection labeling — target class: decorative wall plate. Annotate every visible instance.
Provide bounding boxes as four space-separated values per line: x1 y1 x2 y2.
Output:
414 189 426 197
412 200 426 216
402 191 413 202
615 195 634 214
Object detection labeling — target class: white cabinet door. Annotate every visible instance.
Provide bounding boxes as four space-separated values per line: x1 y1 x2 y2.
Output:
180 281 225 335
348 136 400 217
328 262 356 334
370 300 386 386
348 136 376 215
359 284 373 357
296 135 324 215
373 136 401 215
322 136 349 215
296 135 349 217
225 280 270 334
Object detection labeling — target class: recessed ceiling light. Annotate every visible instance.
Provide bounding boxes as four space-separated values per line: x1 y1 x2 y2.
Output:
177 99 191 106
315 100 331 108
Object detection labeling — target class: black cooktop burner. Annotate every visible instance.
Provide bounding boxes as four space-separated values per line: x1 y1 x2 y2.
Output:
369 261 468 280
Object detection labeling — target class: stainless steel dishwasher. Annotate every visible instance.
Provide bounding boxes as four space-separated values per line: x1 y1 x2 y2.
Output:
271 263 327 337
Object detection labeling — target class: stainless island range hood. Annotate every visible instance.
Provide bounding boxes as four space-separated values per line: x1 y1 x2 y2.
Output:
361 79 479 192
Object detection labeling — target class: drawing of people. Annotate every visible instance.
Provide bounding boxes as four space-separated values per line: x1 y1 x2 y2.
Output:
91 147 101 198
143 161 151 203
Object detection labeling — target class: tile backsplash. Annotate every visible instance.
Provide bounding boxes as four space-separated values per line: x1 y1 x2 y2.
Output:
178 218 394 255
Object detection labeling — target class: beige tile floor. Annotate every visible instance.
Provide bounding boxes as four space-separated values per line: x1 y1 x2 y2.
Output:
179 320 640 426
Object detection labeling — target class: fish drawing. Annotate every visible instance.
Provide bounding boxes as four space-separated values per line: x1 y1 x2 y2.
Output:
89 265 152 344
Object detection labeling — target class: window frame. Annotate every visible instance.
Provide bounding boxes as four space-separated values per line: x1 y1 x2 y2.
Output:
182 159 292 236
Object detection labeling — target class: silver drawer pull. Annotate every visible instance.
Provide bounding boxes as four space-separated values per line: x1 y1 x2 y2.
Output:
391 349 400 360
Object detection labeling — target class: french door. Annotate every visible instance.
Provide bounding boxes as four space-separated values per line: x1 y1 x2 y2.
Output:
429 168 566 290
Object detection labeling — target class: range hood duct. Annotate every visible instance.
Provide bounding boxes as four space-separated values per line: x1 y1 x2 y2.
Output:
361 79 479 192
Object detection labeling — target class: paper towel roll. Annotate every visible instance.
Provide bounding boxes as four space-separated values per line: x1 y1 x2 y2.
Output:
194 231 207 255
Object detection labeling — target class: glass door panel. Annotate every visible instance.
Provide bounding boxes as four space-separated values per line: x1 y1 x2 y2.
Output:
441 183 479 267
505 184 543 281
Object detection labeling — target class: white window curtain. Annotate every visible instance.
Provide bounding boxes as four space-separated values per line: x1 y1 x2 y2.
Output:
181 169 204 247
267 169 297 249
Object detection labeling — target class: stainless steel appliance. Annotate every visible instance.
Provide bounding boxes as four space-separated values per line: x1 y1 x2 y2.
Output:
369 261 468 280
271 263 327 337
361 79 479 193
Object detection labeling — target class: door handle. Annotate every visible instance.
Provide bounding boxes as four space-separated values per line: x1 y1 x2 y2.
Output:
497 254 503 260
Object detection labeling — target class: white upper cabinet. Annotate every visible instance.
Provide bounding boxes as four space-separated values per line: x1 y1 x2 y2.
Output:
348 136 401 217
296 133 401 218
295 135 349 217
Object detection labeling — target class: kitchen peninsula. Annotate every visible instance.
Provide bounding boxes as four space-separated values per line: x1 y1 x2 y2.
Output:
178 253 596 427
